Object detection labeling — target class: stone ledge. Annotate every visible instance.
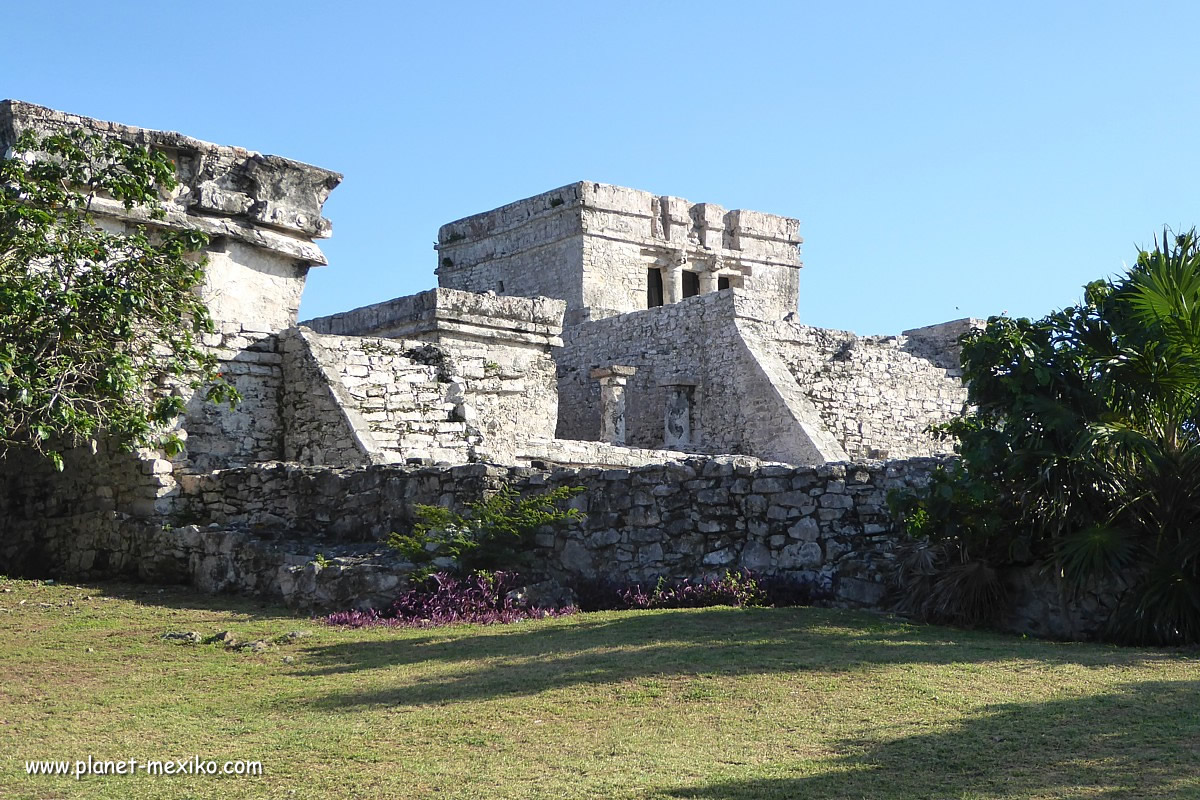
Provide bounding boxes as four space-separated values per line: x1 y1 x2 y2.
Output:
302 288 565 344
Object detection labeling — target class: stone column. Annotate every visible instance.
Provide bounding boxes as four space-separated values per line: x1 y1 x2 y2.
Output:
591 365 636 445
662 380 697 449
663 264 684 305
698 269 718 295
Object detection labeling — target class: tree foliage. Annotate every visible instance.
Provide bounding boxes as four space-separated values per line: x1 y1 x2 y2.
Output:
893 229 1200 644
0 129 236 469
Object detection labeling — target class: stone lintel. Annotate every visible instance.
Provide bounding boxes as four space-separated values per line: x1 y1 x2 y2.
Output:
590 365 637 380
658 377 700 387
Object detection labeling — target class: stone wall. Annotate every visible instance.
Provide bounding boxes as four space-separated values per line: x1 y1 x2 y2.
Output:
281 329 474 466
171 457 940 607
436 182 802 325
0 441 171 576
184 327 286 471
555 289 965 463
0 453 1128 637
304 288 563 462
557 291 730 451
743 318 972 460
414 326 558 465
200 240 312 336
556 290 837 462
2 456 936 610
1000 565 1125 642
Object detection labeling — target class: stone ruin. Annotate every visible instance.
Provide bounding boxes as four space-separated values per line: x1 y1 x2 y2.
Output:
7 103 1100 638
308 181 978 466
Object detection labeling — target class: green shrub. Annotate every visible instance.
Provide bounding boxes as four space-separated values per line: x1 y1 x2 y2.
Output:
388 484 584 576
890 229 1200 644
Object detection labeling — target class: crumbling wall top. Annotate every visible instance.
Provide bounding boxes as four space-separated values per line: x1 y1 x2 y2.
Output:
901 317 985 370
0 100 341 266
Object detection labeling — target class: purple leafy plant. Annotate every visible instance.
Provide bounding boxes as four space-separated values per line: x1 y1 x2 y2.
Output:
324 571 577 629
618 570 765 610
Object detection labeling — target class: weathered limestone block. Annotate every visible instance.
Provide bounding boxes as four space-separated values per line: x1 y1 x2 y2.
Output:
743 315 977 460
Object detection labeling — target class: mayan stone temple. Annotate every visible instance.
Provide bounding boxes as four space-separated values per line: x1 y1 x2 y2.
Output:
10 103 1077 631
309 181 976 466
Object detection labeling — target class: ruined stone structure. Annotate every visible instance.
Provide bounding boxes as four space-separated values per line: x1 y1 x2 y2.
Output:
321 181 975 465
9 104 1069 631
434 182 802 326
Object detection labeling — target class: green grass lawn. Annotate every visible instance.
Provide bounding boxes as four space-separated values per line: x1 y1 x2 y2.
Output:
2 577 1199 799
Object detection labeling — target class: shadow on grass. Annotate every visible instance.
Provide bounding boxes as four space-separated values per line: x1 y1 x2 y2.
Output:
42 579 309 621
298 606 1183 709
665 679 1200 799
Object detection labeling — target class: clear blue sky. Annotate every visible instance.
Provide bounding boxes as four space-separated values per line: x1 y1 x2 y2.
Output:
6 1 1200 334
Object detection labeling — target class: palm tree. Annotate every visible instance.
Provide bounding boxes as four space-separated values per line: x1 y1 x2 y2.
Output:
1062 229 1200 643
896 229 1200 644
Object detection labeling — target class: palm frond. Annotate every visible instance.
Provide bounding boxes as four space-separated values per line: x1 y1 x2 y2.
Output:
1054 525 1137 589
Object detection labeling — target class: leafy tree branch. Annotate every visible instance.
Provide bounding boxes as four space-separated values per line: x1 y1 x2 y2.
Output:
0 129 237 469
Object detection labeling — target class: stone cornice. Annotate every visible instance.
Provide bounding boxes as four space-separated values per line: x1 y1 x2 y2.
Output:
0 100 341 266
